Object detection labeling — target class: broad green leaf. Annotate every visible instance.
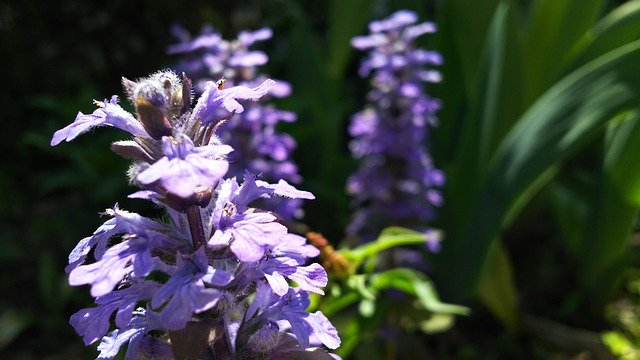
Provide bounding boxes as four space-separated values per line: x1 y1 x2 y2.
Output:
439 39 640 300
520 0 605 105
476 240 518 331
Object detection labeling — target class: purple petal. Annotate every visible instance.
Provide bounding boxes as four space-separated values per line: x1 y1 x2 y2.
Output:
238 27 273 46
306 312 341 349
255 179 315 200
230 235 265 262
264 272 290 296
229 51 269 67
51 96 148 146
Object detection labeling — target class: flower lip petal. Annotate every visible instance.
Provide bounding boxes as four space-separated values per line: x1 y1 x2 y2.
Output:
51 96 148 146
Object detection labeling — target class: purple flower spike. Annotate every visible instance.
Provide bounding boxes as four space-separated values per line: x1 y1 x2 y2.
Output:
53 69 337 358
51 96 149 146
348 10 444 240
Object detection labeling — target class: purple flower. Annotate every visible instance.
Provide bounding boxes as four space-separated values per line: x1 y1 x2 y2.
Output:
260 259 327 296
248 284 340 350
190 79 276 125
151 248 232 329
210 211 288 262
208 173 314 262
136 134 232 199
347 10 445 240
66 205 184 273
70 281 158 345
69 233 157 297
95 310 154 360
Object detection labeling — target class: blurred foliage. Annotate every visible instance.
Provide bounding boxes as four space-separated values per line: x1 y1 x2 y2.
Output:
3 0 640 359
603 264 640 359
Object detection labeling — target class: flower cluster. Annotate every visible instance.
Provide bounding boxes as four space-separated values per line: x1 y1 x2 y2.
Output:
52 71 339 359
168 26 303 220
347 10 445 242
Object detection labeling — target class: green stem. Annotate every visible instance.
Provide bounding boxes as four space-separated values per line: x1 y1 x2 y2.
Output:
345 233 438 267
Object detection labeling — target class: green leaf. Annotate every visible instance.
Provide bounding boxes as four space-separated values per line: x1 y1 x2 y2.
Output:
606 110 640 205
419 314 456 334
578 111 640 304
549 180 589 256
433 0 512 160
347 274 377 300
439 39 640 300
370 268 469 316
0 310 33 350
434 0 503 96
520 0 605 105
447 1 514 226
571 0 640 68
476 240 518 331
326 0 373 79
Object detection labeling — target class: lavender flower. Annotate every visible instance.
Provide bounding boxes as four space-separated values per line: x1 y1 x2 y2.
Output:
347 10 445 241
53 70 339 359
169 25 303 220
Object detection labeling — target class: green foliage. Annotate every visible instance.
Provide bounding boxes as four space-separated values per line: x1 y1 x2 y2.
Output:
433 0 640 334
602 268 640 359
314 227 468 359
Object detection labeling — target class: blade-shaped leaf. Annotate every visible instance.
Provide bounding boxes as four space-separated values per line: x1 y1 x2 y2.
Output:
439 39 640 300
571 0 640 68
326 0 374 79
520 0 605 105
578 111 640 304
